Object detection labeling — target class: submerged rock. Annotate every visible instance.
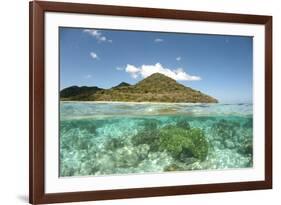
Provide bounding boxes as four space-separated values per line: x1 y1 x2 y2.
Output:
179 154 197 164
138 151 173 172
237 137 253 155
132 119 161 152
224 139 235 149
211 119 253 158
104 137 125 150
211 119 240 147
114 146 141 168
164 164 185 172
136 144 150 160
176 118 191 130
141 119 160 130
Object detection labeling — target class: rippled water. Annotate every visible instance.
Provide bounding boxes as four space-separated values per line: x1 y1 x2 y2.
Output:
60 102 253 177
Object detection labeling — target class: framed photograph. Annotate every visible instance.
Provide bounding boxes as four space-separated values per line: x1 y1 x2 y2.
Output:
29 1 272 204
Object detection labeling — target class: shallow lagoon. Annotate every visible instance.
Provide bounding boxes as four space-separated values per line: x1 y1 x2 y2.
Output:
60 102 253 177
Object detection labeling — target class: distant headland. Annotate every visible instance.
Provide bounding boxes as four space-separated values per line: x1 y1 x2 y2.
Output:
60 73 218 103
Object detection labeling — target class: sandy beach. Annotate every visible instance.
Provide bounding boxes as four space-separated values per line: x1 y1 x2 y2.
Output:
60 100 217 106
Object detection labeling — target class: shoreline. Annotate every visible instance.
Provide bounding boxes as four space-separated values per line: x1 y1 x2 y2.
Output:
60 100 220 105
60 101 252 105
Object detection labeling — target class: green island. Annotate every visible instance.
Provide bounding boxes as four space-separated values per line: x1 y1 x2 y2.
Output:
60 73 218 103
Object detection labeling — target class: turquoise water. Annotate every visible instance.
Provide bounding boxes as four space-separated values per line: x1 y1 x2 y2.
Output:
60 102 253 177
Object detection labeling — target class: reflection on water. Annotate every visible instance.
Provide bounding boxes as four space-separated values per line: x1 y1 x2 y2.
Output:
60 102 253 177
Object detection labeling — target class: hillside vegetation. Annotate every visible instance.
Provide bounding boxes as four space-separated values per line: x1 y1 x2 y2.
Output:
60 73 218 103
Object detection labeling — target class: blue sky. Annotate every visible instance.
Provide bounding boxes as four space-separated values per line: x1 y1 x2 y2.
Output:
60 27 253 103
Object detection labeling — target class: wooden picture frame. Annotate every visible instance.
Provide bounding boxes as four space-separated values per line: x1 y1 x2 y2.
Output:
29 1 272 204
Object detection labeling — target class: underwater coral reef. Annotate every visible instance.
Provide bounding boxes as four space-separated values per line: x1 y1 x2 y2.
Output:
60 102 253 177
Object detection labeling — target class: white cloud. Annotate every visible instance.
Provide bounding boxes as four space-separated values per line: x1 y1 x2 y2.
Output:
125 65 140 79
154 38 164 43
84 74 92 79
124 63 201 81
176 56 181 61
90 52 99 60
116 66 123 71
84 29 112 43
